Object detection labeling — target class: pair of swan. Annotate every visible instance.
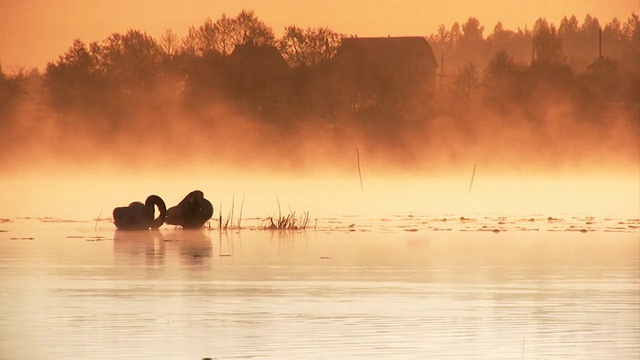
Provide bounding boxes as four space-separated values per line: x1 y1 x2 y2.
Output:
113 190 213 230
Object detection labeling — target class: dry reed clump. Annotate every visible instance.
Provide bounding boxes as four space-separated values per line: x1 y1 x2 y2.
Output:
202 192 245 231
261 195 311 230
262 211 310 230
204 194 311 231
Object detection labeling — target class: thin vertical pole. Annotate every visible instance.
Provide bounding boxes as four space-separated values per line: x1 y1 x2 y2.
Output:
531 35 535 64
598 27 602 58
440 52 445 89
356 148 364 193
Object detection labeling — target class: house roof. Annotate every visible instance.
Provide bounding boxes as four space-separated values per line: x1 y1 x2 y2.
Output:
229 43 291 74
336 36 438 68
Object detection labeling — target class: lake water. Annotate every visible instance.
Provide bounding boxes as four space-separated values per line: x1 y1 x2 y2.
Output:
0 214 638 359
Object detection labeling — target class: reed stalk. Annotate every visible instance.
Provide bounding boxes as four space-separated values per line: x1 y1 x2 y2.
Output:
276 194 282 220
224 194 235 229
356 147 364 193
468 164 477 193
237 191 245 229
95 210 102 233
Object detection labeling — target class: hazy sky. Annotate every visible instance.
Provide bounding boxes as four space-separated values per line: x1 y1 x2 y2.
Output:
0 0 637 70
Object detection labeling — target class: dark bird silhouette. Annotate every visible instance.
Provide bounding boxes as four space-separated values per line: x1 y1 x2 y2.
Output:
165 190 214 229
113 195 167 230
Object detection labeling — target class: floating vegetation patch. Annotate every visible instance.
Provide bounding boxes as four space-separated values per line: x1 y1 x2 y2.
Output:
66 235 109 241
17 216 87 223
85 236 108 241
515 227 540 231
426 227 452 231
40 217 86 223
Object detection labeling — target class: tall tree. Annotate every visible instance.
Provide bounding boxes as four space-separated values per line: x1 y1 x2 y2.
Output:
461 17 485 41
181 25 200 57
429 24 453 52
45 39 103 109
278 26 342 67
482 49 527 112
211 14 237 55
532 18 564 64
91 30 164 88
180 10 275 56
558 15 580 37
623 13 639 42
159 28 180 57
234 9 276 47
581 15 601 37
454 61 479 106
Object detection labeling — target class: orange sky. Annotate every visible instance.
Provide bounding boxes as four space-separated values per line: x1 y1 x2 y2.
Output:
0 0 637 71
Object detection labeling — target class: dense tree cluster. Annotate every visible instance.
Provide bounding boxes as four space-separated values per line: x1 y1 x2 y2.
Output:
430 15 639 118
0 11 638 170
429 14 639 73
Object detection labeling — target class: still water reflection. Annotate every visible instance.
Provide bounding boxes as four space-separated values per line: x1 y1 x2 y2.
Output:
0 217 638 359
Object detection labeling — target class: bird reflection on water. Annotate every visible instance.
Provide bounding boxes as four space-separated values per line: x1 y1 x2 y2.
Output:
113 229 214 267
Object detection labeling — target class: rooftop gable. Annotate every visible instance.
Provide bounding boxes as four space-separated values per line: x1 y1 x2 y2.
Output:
337 36 438 67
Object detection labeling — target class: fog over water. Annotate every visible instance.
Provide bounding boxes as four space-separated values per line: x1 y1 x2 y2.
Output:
1 99 638 220
2 93 638 221
3 96 638 174
2 75 638 220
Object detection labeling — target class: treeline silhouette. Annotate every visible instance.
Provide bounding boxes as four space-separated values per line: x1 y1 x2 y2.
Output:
0 10 638 171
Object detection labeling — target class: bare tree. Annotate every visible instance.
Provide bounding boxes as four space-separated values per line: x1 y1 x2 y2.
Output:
182 10 276 56
454 61 479 105
159 28 180 57
212 14 237 55
234 9 275 47
278 26 342 67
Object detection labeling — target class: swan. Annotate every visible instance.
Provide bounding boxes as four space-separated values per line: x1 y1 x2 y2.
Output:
113 195 167 230
165 190 214 229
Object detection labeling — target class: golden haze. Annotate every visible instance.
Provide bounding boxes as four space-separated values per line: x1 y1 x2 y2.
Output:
0 1 638 221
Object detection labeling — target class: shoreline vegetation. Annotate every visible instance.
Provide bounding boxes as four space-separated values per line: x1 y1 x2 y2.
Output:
206 195 313 231
0 10 638 173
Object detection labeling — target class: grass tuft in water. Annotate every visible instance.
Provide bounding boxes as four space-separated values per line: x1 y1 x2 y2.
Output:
262 211 310 230
261 195 311 230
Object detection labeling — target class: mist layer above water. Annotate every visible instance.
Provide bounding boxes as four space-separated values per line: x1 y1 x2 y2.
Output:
0 169 637 222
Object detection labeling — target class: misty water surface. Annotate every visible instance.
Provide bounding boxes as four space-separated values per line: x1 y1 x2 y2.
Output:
0 213 638 359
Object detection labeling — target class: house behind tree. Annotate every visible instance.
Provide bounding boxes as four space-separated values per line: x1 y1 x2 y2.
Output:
328 36 438 112
222 37 438 116
228 43 291 112
334 37 437 87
